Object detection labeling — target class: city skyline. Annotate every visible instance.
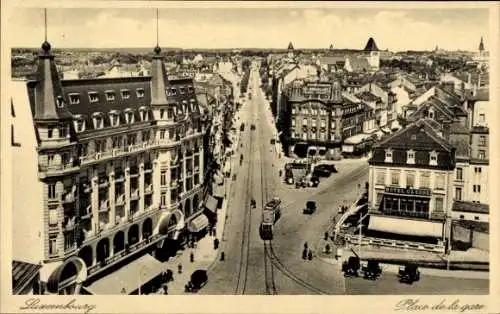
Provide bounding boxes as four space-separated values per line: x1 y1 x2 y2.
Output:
7 6 490 51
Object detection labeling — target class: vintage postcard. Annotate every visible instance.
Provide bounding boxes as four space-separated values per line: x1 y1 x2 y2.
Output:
1 1 498 313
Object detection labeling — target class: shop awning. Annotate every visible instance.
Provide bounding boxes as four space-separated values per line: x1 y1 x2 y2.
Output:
212 183 225 199
188 214 209 233
204 195 218 213
344 133 371 145
85 254 165 295
156 210 184 235
39 261 62 283
368 215 443 238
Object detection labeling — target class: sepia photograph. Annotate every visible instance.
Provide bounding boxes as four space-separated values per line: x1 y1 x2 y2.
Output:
1 1 498 313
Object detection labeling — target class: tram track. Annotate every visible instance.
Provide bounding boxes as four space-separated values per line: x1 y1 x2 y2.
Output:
259 106 277 295
233 86 256 295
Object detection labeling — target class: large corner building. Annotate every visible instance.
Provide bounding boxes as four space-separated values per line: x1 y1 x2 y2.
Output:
11 41 212 294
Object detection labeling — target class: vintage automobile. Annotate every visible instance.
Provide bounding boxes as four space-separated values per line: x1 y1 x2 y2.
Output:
398 264 420 284
185 269 208 293
342 256 361 277
303 200 317 215
362 260 382 280
250 124 256 131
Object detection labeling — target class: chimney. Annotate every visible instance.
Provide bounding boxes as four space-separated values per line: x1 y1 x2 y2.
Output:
467 73 472 85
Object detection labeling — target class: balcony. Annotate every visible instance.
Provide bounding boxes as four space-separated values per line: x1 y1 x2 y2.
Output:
377 209 429 220
170 180 179 188
98 177 109 188
115 194 125 206
114 173 125 183
38 160 79 177
129 166 139 178
130 189 139 200
429 211 446 221
62 189 76 204
99 200 109 213
144 184 153 194
80 205 92 219
144 163 153 173
80 182 92 194
64 217 76 232
194 166 200 173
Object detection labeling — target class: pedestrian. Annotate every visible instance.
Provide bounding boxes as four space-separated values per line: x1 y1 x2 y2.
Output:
308 251 313 260
220 251 225 261
214 238 220 250
190 252 195 263
304 242 308 250
162 284 168 295
178 263 183 274
324 232 329 241
302 249 308 260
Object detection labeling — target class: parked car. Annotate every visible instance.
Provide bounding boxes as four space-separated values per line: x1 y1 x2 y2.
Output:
303 200 317 214
318 164 337 173
342 256 360 277
312 168 330 178
251 124 256 130
309 175 320 187
362 260 382 280
398 264 420 284
185 269 208 293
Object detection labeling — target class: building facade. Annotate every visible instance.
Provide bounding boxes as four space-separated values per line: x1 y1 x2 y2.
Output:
12 41 210 294
365 119 456 252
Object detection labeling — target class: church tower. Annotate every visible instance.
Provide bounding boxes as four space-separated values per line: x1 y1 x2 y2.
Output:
478 37 485 57
287 42 294 59
363 37 380 71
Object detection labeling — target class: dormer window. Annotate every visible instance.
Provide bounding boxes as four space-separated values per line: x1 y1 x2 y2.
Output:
124 109 134 124
109 111 120 127
428 108 434 119
180 87 186 94
188 86 194 93
88 92 99 104
139 107 148 121
121 89 131 99
171 88 177 95
407 150 415 164
136 88 145 98
385 149 393 163
429 150 438 166
74 117 85 132
56 96 64 108
92 113 104 129
105 91 115 101
69 93 80 105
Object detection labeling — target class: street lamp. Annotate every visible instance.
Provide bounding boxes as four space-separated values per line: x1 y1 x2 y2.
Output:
357 213 370 254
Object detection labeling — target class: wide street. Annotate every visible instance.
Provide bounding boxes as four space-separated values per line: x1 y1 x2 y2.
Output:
201 62 489 295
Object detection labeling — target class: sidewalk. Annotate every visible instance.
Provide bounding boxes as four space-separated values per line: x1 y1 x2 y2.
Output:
156 108 243 295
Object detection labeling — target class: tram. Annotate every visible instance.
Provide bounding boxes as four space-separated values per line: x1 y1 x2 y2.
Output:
259 197 281 240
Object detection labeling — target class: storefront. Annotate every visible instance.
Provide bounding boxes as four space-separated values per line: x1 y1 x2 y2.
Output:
342 133 372 157
85 254 166 295
380 187 432 219
367 215 444 241
187 214 210 240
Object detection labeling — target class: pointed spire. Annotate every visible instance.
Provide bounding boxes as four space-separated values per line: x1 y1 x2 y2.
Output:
288 42 294 50
34 8 72 122
479 36 485 51
363 37 379 52
151 8 168 106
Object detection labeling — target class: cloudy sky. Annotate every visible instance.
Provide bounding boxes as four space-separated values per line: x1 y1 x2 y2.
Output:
5 4 491 51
